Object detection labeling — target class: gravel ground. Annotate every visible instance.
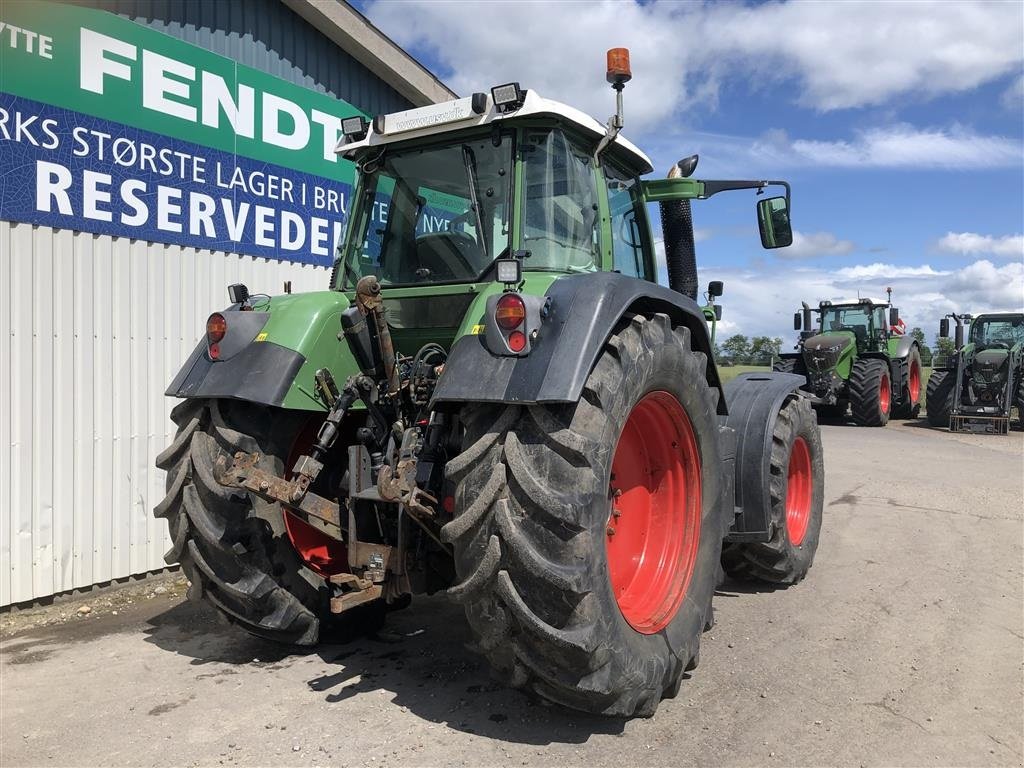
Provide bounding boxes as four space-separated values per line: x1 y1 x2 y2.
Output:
1 422 1022 767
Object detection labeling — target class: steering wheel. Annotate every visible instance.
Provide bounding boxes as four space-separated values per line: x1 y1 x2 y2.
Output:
986 341 1010 350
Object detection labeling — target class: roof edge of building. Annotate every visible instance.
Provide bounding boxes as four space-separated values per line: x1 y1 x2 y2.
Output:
282 0 457 107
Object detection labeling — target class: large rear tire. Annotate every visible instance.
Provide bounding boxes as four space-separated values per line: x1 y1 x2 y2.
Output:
721 397 824 584
155 399 362 645
926 370 955 427
892 346 923 419
444 314 723 717
849 358 891 426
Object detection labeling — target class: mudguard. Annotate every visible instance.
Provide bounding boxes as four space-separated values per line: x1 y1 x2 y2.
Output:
430 272 724 412
721 372 806 540
165 291 357 411
891 335 917 359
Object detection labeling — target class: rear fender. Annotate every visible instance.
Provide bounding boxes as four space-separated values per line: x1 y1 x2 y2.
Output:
166 291 360 411
720 372 806 540
430 272 724 412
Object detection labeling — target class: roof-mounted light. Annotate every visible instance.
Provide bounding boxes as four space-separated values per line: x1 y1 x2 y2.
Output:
491 82 525 114
341 115 369 141
606 48 632 86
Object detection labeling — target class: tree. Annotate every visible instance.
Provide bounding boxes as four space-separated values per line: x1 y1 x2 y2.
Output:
934 336 956 365
909 327 933 365
749 336 783 365
721 334 750 364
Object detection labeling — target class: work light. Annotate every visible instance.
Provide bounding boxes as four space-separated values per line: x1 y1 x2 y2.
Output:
341 116 369 141
495 258 522 285
491 82 524 113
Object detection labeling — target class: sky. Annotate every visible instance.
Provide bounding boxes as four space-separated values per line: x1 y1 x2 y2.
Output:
359 0 1023 345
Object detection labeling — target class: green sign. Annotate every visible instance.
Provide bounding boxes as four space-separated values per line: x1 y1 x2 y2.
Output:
0 0 364 181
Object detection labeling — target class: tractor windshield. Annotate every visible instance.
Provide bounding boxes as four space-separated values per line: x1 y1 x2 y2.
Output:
338 131 514 287
823 307 888 352
970 317 1024 349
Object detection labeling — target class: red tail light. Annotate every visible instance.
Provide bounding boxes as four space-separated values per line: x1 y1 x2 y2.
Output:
495 294 526 330
508 330 527 352
206 313 227 343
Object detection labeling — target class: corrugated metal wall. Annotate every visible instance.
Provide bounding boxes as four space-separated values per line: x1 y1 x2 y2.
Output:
0 221 330 605
75 0 414 117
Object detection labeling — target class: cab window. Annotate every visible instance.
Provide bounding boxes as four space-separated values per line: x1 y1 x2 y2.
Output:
521 128 601 272
604 163 651 279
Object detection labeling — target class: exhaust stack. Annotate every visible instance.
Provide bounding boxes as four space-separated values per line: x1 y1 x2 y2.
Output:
660 156 700 300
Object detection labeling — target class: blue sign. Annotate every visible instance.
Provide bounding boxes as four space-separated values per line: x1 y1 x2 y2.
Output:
1 93 352 266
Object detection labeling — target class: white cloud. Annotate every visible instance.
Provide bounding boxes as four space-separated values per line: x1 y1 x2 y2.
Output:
746 125 1023 170
777 230 856 260
694 1 1023 112
366 0 1023 131
700 259 1023 341
936 232 1024 259
834 263 950 280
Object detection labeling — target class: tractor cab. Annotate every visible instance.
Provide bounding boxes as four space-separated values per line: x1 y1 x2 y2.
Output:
815 298 896 354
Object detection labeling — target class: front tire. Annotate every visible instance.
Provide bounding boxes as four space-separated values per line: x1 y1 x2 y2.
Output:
926 371 955 427
721 397 824 584
849 358 891 426
444 314 723 717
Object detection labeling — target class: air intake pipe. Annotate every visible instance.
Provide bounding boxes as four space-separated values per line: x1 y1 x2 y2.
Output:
802 302 813 334
660 155 700 300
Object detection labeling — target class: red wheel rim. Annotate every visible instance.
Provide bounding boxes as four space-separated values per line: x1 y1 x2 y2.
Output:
606 391 701 634
908 360 921 403
282 418 348 577
879 372 891 415
785 436 812 545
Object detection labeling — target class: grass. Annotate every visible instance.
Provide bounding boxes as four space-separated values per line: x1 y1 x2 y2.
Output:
716 364 936 409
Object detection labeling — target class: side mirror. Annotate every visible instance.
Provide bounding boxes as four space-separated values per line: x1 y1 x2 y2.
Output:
794 311 803 331
939 318 949 338
889 307 899 327
757 195 793 249
714 305 723 321
708 280 724 298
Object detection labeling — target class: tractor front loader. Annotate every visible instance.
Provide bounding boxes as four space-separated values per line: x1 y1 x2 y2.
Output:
927 312 1024 433
777 295 922 425
155 51 825 717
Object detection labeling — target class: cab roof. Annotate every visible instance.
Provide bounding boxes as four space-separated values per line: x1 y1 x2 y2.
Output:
336 89 654 175
821 298 890 308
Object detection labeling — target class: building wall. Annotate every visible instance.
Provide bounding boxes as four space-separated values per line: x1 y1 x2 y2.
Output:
0 1 424 605
0 221 329 605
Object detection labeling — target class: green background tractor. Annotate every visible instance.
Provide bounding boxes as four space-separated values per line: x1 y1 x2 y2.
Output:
776 297 922 426
927 312 1024 433
155 59 825 717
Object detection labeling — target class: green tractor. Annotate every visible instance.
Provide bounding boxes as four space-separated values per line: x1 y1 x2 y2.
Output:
776 295 922 426
927 312 1024 433
155 53 825 717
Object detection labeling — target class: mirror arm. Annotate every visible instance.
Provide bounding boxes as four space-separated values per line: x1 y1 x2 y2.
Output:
701 180 791 205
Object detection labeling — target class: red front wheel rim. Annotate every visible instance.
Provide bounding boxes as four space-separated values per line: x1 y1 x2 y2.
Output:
909 361 921 403
879 373 891 414
282 418 349 577
606 391 702 635
785 436 812 546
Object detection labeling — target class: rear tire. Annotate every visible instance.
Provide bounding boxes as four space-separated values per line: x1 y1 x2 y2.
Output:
849 359 891 426
721 397 824 584
155 399 367 645
926 371 955 427
444 314 723 717
892 347 923 419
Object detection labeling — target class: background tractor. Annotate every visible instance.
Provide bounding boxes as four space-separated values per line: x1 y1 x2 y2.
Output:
155 51 825 717
927 312 1024 433
776 295 922 426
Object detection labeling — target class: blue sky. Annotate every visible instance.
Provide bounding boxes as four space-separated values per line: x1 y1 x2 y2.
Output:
361 0 1023 342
